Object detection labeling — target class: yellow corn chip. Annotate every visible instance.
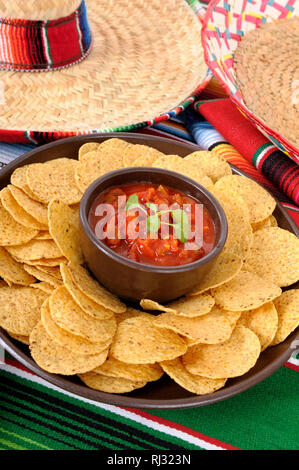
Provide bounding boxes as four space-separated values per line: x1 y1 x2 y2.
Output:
0 187 46 230
244 227 299 287
31 282 55 294
67 262 126 313
0 286 48 335
34 232 52 240
215 175 276 224
75 151 102 193
41 299 109 355
60 263 113 320
23 264 61 287
0 201 38 246
123 144 163 167
190 252 243 295
238 302 278 351
110 315 187 364
26 159 82 204
49 286 116 343
0 247 36 285
184 151 232 183
271 290 299 345
27 258 67 267
160 358 226 395
30 322 108 375
48 199 84 265
8 331 30 345
10 165 38 199
154 307 240 344
182 325 261 378
141 293 215 317
6 239 62 261
94 357 163 382
211 186 253 259
8 185 49 227
79 371 147 393
78 142 100 161
211 270 281 311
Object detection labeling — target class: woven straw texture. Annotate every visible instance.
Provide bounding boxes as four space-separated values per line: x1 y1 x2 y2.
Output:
0 0 208 134
0 0 79 20
202 0 299 163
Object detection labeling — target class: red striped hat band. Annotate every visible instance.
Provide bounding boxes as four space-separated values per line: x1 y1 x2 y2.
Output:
0 0 92 72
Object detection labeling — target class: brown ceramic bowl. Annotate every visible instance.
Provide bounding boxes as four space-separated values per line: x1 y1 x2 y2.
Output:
0 132 298 409
79 167 227 303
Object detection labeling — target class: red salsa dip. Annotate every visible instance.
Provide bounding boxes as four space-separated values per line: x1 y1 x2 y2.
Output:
88 183 215 266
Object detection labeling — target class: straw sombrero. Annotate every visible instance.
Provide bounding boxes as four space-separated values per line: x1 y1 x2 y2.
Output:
0 0 209 143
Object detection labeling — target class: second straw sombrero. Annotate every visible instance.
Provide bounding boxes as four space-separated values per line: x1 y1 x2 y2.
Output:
0 0 209 141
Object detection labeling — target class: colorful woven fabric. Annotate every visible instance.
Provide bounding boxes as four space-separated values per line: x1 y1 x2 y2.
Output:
193 99 299 205
0 1 92 71
202 0 299 162
0 354 298 450
0 118 298 450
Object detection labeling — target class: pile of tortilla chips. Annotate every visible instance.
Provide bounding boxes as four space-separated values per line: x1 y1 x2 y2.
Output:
0 138 298 396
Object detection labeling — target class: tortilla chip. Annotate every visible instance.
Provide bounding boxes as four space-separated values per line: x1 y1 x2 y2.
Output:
182 325 261 378
184 151 232 183
110 315 187 364
94 357 163 382
131 154 159 167
244 227 299 287
211 270 281 311
215 175 276 224
174 159 213 188
9 185 49 227
0 187 47 231
23 264 61 287
123 144 164 167
48 199 84 265
189 252 243 295
271 290 299 345
0 286 47 335
0 247 36 285
141 294 215 317
152 154 183 170
67 262 126 313
0 201 38 246
31 282 55 294
49 286 116 343
79 371 147 393
238 302 278 351
41 299 109 355
114 307 147 324
30 321 108 375
211 186 253 259
8 332 30 345
60 263 113 320
154 307 240 344
10 165 38 199
97 147 125 175
6 239 62 262
35 265 62 280
99 138 130 153
26 159 82 204
74 151 102 193
78 142 100 161
251 217 271 232
160 358 226 395
27 257 67 267
34 232 52 240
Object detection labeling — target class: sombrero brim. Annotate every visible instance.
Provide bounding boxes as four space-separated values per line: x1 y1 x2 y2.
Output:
0 0 209 138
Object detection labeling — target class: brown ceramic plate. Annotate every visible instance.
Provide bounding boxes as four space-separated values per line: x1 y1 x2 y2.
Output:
0 133 298 409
